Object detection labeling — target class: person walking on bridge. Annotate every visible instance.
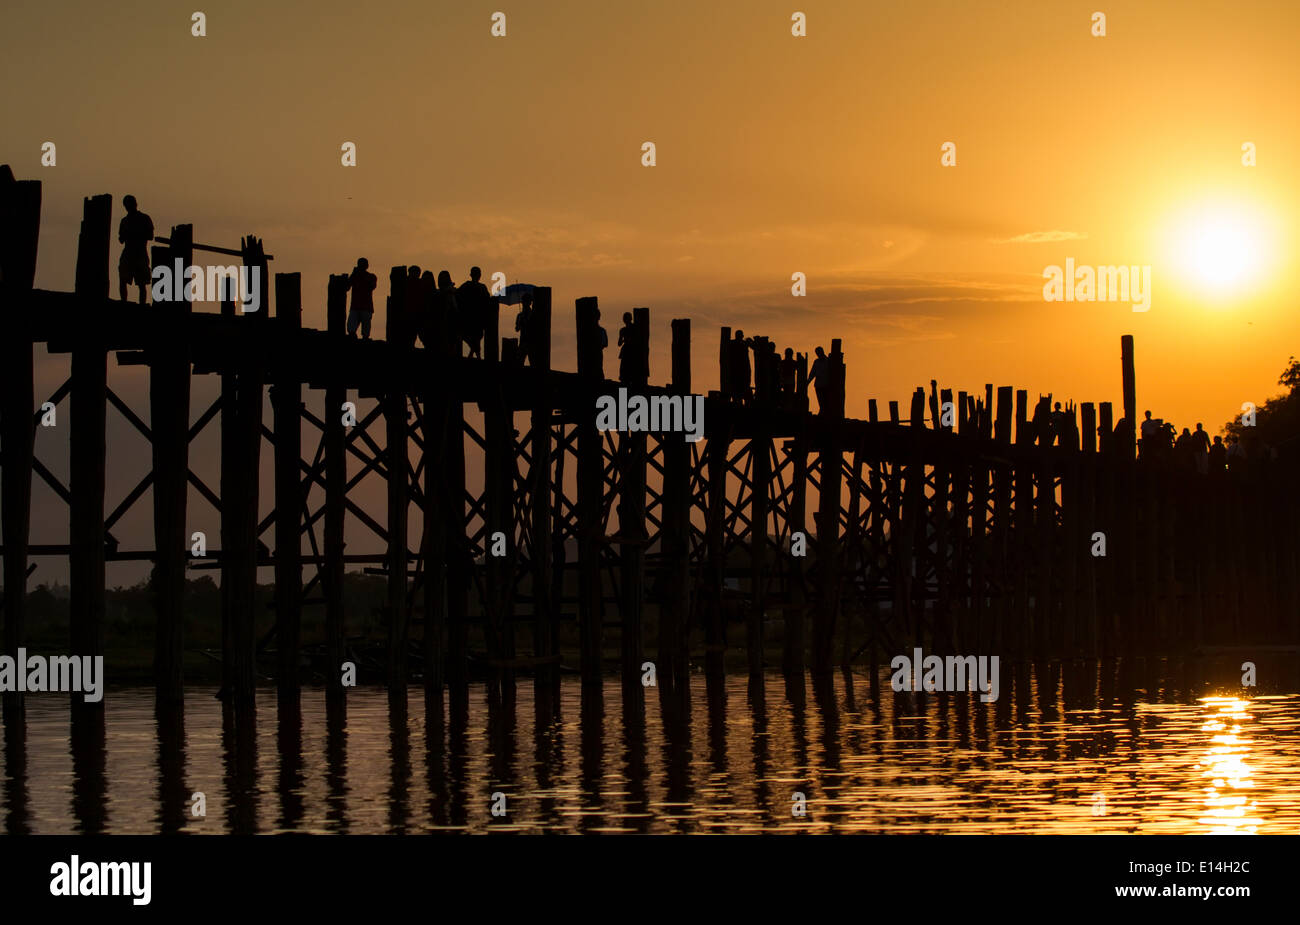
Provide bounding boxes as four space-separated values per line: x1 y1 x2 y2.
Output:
346 257 377 339
457 266 491 358
808 345 828 413
117 195 154 304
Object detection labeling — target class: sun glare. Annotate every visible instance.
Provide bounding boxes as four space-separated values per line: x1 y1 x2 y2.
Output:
1165 200 1275 298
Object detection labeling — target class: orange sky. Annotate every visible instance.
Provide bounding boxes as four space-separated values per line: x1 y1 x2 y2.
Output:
3 0 1298 580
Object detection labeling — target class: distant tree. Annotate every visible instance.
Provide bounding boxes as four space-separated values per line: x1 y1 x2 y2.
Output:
1223 355 1300 457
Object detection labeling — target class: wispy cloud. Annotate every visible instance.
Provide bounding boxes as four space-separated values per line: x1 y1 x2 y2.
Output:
991 230 1089 244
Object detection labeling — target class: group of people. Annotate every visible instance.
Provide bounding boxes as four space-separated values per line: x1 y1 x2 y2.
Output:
345 260 494 356
723 331 833 412
1139 411 1245 474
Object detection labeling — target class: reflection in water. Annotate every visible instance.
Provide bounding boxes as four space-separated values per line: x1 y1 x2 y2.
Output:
1196 696 1260 834
2 660 1299 834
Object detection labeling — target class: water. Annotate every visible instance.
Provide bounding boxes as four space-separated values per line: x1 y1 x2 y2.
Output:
4 660 1299 834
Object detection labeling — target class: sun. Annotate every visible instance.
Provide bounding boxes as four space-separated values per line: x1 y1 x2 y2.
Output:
1165 199 1275 297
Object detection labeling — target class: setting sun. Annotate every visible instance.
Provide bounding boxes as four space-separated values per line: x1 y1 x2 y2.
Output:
1166 200 1276 297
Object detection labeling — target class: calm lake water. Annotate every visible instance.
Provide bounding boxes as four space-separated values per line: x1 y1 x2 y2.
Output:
4 659 1299 834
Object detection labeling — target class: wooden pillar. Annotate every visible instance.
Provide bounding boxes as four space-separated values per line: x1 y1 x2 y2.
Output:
864 400 884 683
934 386 953 651
219 284 238 701
782 431 809 677
324 274 349 708
844 431 866 663
483 332 514 699
151 225 192 704
273 272 302 701
385 368 410 698
900 389 927 644
718 326 731 400
1012 388 1031 658
707 380 731 680
1121 335 1136 458
70 194 111 689
990 387 1013 651
1035 411 1054 657
619 307 650 703
445 302 471 696
1 172 40 725
419 325 447 703
1117 338 1139 652
660 319 692 702
575 297 604 686
1097 400 1115 651
1079 402 1099 655
813 340 845 673
530 288 555 717
224 235 266 713
748 414 771 681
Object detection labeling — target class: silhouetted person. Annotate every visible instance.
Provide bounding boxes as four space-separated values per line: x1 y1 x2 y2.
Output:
346 257 377 339
1051 401 1067 446
595 307 608 379
1208 435 1227 473
752 338 778 402
1175 427 1195 470
809 346 828 412
731 330 752 404
1190 423 1211 473
457 267 490 358
1139 409 1157 458
1226 434 1246 472
423 270 457 352
117 195 154 304
415 270 435 346
618 313 639 381
1113 415 1134 454
400 266 423 349
515 292 535 366
779 347 797 400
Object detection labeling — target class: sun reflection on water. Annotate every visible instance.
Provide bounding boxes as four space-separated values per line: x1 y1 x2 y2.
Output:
1196 696 1260 834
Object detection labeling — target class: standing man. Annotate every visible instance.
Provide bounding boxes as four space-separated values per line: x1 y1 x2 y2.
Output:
1191 422 1211 474
346 257 377 339
808 345 828 413
457 266 491 358
117 195 154 304
595 307 609 379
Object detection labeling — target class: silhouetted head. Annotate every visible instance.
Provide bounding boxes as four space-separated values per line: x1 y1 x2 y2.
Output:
123 195 137 213
735 330 744 340
815 346 826 358
1054 402 1062 411
421 270 434 284
1214 435 1223 445
438 270 453 289
356 257 369 270
623 312 632 324
470 267 481 281
408 266 421 279
1182 427 1191 436
1196 422 1204 431
784 347 793 359
1144 410 1152 420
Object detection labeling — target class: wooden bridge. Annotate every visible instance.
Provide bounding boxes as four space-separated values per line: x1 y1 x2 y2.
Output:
2 172 1297 727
